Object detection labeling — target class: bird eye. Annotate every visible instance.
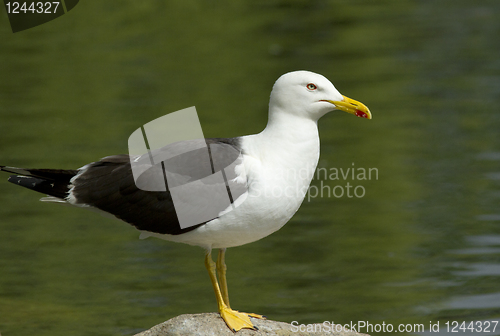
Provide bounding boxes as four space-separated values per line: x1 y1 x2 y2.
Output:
306 83 317 90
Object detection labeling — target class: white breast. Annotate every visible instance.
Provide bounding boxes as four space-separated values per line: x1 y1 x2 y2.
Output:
150 116 321 249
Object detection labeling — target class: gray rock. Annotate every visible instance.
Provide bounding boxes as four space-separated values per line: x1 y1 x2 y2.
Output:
133 313 369 336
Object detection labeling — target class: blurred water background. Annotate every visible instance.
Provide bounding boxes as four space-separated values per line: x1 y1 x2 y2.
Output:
1 1 499 335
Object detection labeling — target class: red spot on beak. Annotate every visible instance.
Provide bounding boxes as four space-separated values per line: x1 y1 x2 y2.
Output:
355 110 368 118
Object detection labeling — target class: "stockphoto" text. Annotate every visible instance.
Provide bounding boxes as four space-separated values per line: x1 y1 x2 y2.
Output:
306 163 378 201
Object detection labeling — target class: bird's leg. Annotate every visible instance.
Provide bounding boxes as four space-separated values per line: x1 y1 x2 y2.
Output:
216 248 266 320
205 250 259 332
217 248 230 307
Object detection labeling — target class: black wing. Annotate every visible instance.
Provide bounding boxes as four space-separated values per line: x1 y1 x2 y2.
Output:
72 137 244 235
1 138 245 236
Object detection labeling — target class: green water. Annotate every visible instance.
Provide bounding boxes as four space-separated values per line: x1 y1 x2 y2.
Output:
1 1 499 335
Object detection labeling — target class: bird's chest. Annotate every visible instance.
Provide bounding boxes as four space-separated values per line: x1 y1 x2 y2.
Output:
245 144 319 221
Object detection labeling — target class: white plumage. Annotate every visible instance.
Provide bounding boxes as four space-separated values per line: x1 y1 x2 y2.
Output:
141 71 351 249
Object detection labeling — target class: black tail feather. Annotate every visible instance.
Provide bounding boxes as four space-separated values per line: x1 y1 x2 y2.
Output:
1 166 78 199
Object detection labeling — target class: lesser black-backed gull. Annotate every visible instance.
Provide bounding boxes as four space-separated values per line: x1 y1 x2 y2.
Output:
1 70 371 332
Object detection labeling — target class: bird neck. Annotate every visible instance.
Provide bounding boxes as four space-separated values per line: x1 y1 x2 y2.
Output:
262 108 320 146
250 108 321 177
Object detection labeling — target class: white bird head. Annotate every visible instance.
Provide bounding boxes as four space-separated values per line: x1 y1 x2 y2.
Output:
269 70 371 121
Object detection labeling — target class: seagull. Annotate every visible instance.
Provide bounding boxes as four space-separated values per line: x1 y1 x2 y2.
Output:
0 70 371 332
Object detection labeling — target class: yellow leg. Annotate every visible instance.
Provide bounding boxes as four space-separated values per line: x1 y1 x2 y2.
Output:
217 249 230 307
205 250 265 332
216 249 266 320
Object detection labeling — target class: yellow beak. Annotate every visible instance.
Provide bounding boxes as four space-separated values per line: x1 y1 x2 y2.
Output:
325 95 372 119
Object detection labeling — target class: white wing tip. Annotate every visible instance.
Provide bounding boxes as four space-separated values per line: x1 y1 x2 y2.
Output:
40 196 67 203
